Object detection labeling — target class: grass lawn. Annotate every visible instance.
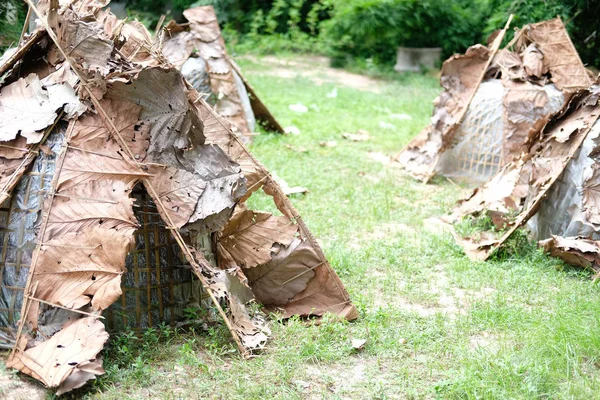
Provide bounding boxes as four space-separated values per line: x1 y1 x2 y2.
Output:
7 55 600 399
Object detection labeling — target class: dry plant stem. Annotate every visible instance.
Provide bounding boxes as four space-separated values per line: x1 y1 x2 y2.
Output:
0 111 64 206
19 6 33 43
423 14 514 182
505 28 524 50
0 29 45 77
26 296 104 319
23 0 248 356
155 14 166 34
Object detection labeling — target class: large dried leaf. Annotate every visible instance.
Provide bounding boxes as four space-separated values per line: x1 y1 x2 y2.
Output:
109 67 246 232
526 18 592 91
502 81 558 162
245 238 317 305
0 74 84 143
7 318 108 391
540 235 600 275
108 67 204 157
217 209 298 269
162 31 195 69
34 226 133 310
164 7 251 137
9 96 148 392
228 58 285 134
183 7 218 24
54 10 113 73
192 97 264 193
145 165 206 228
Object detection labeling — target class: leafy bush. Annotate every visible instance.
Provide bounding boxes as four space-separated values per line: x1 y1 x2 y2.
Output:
120 0 599 69
0 0 27 51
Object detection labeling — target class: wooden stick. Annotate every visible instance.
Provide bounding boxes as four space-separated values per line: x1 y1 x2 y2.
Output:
25 296 105 319
19 6 33 44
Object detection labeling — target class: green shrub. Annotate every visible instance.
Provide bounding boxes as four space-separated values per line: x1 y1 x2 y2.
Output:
319 0 490 67
0 0 27 51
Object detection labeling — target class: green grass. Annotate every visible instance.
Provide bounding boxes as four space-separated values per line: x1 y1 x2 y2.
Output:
59 56 600 399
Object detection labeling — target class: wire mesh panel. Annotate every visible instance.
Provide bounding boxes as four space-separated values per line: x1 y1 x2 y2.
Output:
436 80 506 182
0 128 212 346
104 186 211 334
0 127 64 349
436 80 565 183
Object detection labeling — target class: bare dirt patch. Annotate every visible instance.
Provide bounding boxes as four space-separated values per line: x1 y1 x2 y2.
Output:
379 264 496 319
0 355 47 400
239 55 383 93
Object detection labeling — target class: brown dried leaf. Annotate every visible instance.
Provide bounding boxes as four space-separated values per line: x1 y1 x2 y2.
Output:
502 81 555 161
7 318 108 391
245 238 317 305
540 236 600 273
145 165 206 228
34 226 133 310
55 10 113 73
0 74 84 143
396 45 493 181
183 7 218 24
218 209 298 269
109 67 204 157
488 49 524 81
342 132 370 142
162 31 196 69
521 44 545 79
118 21 160 68
525 18 592 91
189 20 222 43
451 89 600 260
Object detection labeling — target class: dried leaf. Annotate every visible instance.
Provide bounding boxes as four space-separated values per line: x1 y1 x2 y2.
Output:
289 103 308 113
352 338 367 350
162 31 196 69
272 173 309 196
521 44 545 79
451 88 600 260
502 81 559 162
183 7 218 24
55 10 113 73
540 236 600 273
218 209 298 269
525 18 592 91
34 226 133 310
342 132 370 142
118 21 160 68
108 67 204 157
396 44 494 181
7 318 108 391
319 140 337 148
0 74 84 143
245 238 317 305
